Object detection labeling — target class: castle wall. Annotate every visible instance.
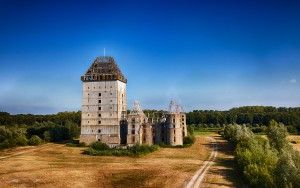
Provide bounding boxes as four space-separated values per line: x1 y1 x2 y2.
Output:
80 80 126 145
180 113 188 137
142 125 153 145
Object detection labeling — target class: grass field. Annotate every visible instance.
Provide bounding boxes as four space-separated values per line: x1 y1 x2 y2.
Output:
0 136 214 188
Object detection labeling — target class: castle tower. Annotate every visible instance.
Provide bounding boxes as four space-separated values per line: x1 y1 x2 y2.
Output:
127 101 153 146
80 56 127 147
165 100 187 146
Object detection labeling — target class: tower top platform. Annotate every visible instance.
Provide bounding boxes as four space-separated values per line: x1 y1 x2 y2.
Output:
81 56 127 83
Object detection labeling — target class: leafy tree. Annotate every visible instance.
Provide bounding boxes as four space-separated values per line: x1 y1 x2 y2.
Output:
274 151 299 188
266 120 289 152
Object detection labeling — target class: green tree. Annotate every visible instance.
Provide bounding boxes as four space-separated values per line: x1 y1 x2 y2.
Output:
266 120 289 152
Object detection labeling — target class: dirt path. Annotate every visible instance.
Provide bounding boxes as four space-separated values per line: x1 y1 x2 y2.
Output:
186 137 218 188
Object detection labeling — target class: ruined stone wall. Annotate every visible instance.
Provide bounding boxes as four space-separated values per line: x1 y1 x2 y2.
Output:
142 124 153 145
180 113 188 137
126 114 146 146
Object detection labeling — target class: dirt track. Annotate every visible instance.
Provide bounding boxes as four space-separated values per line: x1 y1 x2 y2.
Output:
186 137 218 188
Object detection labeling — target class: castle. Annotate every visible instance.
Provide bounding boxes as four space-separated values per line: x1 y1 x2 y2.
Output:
80 56 187 147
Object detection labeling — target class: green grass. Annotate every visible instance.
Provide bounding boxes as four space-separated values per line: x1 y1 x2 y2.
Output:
193 131 215 135
193 128 221 135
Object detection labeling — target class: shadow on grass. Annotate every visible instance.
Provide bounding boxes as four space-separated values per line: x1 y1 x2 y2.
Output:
104 169 160 188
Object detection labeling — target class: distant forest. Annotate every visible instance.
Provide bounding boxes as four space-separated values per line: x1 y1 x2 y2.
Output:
0 111 81 126
0 111 81 149
1 106 300 146
186 106 300 133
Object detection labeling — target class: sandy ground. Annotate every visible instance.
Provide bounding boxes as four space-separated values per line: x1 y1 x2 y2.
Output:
0 137 212 188
289 135 300 151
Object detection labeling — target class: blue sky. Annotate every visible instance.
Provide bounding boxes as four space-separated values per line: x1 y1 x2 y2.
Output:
0 0 300 114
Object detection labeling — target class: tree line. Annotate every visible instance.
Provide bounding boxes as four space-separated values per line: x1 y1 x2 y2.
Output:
0 111 81 149
1 106 300 149
0 111 81 126
187 106 300 133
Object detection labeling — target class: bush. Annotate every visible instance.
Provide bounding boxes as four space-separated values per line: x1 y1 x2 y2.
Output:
222 122 300 187
43 131 51 142
28 135 43 146
90 141 110 150
16 135 28 146
187 125 194 135
274 150 300 188
235 137 278 187
0 139 10 149
84 143 159 157
266 120 289 152
287 125 298 134
129 144 159 156
183 135 195 145
0 126 28 149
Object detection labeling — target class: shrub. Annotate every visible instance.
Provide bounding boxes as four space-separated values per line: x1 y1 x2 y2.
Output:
90 141 110 150
187 125 194 135
43 131 51 142
129 144 159 156
286 125 298 134
274 150 299 188
266 120 289 152
84 143 159 157
28 135 43 146
222 122 300 187
235 137 278 187
0 139 10 149
16 135 28 146
0 126 28 149
183 135 195 145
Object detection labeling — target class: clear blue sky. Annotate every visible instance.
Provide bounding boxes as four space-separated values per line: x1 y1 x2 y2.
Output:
0 0 300 114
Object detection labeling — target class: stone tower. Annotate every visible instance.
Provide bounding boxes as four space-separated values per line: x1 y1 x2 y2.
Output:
127 101 153 146
80 56 127 147
166 101 187 146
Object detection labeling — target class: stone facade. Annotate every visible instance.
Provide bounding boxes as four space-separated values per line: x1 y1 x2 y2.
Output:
126 101 153 146
80 57 127 147
125 100 187 146
80 56 187 147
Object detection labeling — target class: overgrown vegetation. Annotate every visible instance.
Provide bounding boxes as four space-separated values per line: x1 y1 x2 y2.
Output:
84 141 159 157
184 125 196 146
222 120 300 187
0 111 80 150
28 135 43 146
